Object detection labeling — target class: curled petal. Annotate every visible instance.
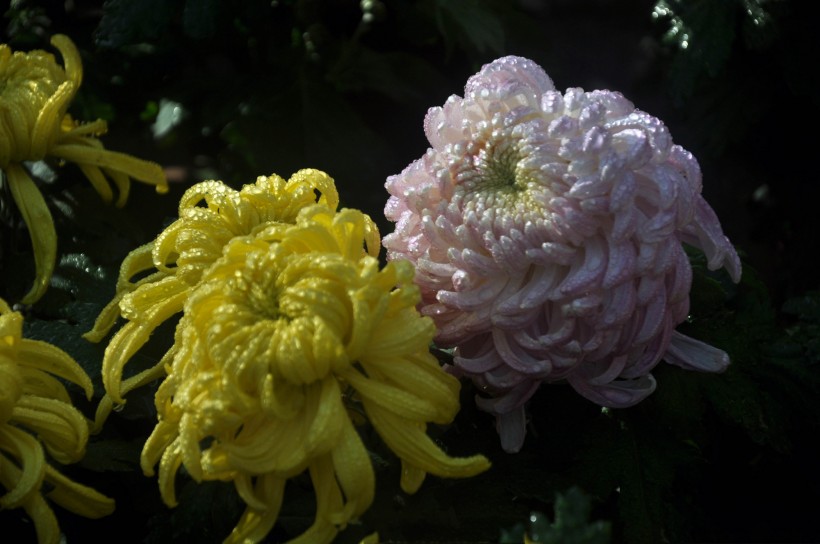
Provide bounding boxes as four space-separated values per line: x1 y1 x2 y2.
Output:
31 81 75 158
363 401 490 485
663 330 730 373
0 456 60 544
11 395 89 464
344 367 449 423
50 34 82 89
567 369 656 408
17 338 93 398
6 163 56 304
0 424 46 508
288 457 343 544
157 440 184 507
226 474 287 544
330 411 375 520
43 464 115 519
101 278 187 404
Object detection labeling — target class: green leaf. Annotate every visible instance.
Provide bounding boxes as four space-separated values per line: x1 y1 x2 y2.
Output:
145 479 246 543
96 0 181 48
531 487 611 544
182 0 220 39
654 0 737 100
78 437 145 472
329 45 449 104
219 76 394 208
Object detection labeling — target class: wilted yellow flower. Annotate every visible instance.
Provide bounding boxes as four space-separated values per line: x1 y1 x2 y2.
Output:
0 297 114 544
0 34 168 304
139 204 490 543
85 170 339 427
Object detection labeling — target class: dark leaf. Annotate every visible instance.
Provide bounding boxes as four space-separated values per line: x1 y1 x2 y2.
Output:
96 0 181 48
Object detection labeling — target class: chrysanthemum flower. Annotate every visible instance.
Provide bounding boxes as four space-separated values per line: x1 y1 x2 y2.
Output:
84 170 338 426
383 56 741 452
139 204 490 543
0 34 168 304
0 297 115 544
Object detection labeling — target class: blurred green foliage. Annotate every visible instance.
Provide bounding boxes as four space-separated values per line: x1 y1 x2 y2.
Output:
2 0 820 542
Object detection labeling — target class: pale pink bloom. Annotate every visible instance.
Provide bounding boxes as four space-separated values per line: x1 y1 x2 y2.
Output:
383 56 741 453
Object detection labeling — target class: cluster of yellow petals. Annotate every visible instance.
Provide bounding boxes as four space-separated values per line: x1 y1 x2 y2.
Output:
87 169 489 543
85 170 339 427
140 204 489 543
0 34 168 304
0 297 114 544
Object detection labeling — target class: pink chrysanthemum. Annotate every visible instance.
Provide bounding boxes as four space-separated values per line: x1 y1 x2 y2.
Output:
383 56 741 452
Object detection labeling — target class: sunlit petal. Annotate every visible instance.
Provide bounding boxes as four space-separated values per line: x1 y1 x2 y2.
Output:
1 34 169 302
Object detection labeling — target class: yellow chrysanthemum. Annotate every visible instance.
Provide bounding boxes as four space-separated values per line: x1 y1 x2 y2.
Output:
85 169 339 427
0 34 168 304
0 298 114 544
139 204 489 543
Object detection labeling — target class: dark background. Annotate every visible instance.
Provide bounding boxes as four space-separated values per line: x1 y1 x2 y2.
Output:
3 1 820 542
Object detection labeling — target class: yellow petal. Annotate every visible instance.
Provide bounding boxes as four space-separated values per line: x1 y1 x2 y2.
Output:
117 242 159 291
226 473 287 544
0 361 24 422
205 408 309 475
306 377 345 457
101 279 187 403
17 338 93 398
289 168 339 211
359 532 380 544
343 366 447 423
14 366 71 405
368 307 437 357
31 81 75 157
77 162 114 204
105 167 131 207
330 208 373 261
233 472 267 511
330 407 375 520
5 163 56 304
0 424 46 508
399 461 426 494
287 456 343 544
0 458 60 544
94 349 168 432
43 463 115 519
23 490 61 544
363 402 490 485
83 296 126 343
61 118 107 138
119 273 187 320
83 243 163 343
360 352 460 418
101 322 154 404
157 439 184 507
50 34 83 89
2 93 35 159
140 419 179 477
50 143 168 193
11 395 89 464
178 412 204 481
